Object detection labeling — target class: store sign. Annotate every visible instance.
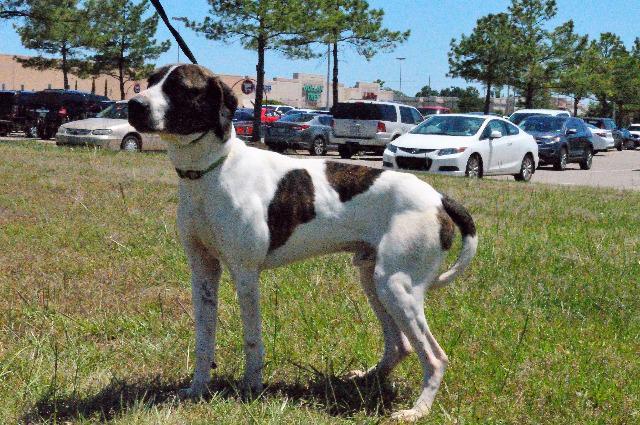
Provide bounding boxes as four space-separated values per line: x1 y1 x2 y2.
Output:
303 85 323 102
363 92 377 100
241 79 255 95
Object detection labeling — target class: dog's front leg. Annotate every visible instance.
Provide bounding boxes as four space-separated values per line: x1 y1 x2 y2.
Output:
231 268 264 397
179 250 222 399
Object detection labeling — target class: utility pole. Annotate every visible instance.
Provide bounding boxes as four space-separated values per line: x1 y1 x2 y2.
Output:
396 57 406 95
326 43 330 109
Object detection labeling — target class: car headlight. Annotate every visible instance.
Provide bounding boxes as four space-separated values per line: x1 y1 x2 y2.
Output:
386 143 397 153
58 127 66 134
92 129 112 135
437 147 467 156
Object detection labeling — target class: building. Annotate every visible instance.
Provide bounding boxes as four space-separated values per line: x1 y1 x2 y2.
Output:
0 53 393 107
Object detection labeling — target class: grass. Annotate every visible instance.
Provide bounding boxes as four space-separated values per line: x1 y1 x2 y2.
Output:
1 140 638 424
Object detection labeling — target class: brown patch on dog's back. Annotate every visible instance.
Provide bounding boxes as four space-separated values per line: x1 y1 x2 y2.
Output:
267 169 316 252
325 162 384 202
437 206 455 250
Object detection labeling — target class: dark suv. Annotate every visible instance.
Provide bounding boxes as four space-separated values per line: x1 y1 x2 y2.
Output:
0 90 38 136
29 90 109 139
521 116 593 170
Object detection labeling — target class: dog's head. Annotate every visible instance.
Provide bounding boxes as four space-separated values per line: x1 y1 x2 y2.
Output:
128 64 238 142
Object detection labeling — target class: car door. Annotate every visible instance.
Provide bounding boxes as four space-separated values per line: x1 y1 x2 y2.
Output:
565 119 582 159
480 120 508 173
501 120 527 172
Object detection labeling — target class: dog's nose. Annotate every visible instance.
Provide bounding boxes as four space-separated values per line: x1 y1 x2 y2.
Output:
128 96 152 131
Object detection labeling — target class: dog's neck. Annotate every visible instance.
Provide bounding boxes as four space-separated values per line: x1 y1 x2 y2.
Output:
165 128 236 171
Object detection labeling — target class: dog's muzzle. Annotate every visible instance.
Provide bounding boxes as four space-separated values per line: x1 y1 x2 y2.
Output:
128 97 155 132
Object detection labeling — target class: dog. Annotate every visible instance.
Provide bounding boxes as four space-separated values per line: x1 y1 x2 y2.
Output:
128 64 478 422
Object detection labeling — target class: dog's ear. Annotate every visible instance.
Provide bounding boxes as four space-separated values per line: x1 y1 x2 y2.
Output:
208 77 238 140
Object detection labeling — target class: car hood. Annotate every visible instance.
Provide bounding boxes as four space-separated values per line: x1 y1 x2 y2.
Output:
392 133 478 149
62 118 128 130
525 130 562 139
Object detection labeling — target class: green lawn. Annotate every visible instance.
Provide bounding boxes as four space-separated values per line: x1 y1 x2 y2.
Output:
1 141 638 424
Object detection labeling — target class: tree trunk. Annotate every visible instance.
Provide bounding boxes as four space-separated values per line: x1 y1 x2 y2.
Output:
332 39 339 107
91 77 96 94
119 61 125 100
61 45 69 90
483 81 492 115
573 97 580 117
525 83 534 109
104 79 108 97
252 32 266 143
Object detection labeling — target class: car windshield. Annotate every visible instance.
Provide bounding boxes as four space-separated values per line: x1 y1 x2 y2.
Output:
410 115 484 137
509 112 548 125
97 103 128 119
521 116 566 133
279 113 315 123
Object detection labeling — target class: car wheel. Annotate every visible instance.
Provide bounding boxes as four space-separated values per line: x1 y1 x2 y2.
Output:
309 137 326 156
514 154 534 182
616 141 623 151
121 135 141 152
268 144 285 153
465 154 482 178
25 126 37 138
553 148 568 171
579 148 593 170
338 144 353 159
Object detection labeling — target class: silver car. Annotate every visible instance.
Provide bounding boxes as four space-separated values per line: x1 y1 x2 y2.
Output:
55 101 166 151
264 113 335 155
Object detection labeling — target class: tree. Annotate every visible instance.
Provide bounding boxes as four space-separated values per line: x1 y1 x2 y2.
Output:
415 85 437 97
448 12 513 114
0 0 28 19
556 40 595 116
14 0 91 90
309 0 410 107
180 0 317 143
439 86 483 112
85 0 170 100
589 33 627 118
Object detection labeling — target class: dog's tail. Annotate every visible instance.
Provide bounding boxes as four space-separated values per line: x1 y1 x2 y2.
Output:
433 195 478 288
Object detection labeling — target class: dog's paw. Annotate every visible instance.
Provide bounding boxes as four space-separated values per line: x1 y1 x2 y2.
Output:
177 384 206 400
345 369 368 380
389 407 429 422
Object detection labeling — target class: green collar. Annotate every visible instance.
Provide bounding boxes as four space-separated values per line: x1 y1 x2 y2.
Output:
175 155 227 180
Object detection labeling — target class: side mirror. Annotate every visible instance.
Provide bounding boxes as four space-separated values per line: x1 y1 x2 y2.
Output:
566 128 577 135
490 130 503 139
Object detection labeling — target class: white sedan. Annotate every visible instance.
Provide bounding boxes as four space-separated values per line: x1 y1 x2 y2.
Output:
383 114 539 181
586 123 613 152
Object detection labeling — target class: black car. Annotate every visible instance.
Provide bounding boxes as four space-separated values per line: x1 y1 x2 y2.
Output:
29 90 110 139
617 128 637 150
521 116 593 170
0 90 38 136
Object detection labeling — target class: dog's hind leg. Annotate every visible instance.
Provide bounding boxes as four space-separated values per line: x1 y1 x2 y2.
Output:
178 244 222 399
231 267 264 398
348 255 412 381
374 269 449 422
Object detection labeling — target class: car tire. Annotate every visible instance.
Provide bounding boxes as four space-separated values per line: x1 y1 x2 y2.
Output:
579 148 593 170
553 148 568 171
25 126 37 138
465 154 482 178
338 144 353 159
121 135 141 152
616 141 623 151
309 137 326 156
514 154 534 182
268 144 285 154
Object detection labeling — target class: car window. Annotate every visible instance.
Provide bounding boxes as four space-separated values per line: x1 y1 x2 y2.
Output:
604 119 617 130
400 106 414 124
481 120 506 139
412 115 485 137
331 102 397 121
505 121 520 135
410 108 424 124
318 116 332 126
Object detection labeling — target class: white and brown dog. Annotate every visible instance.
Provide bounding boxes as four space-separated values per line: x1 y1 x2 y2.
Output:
128 64 478 421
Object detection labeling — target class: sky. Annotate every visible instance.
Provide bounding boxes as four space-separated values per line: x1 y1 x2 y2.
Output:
1 0 639 97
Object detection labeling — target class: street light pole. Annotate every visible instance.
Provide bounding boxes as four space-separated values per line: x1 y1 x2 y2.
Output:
396 57 406 95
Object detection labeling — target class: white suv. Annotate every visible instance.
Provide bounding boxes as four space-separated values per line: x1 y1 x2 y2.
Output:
331 100 424 158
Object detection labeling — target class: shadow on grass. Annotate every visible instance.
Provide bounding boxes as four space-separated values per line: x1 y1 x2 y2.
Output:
22 371 400 423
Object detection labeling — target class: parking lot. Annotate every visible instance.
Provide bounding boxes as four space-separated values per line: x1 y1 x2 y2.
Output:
1 136 638 191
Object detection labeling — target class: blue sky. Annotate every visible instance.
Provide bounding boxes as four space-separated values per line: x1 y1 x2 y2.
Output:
1 0 638 96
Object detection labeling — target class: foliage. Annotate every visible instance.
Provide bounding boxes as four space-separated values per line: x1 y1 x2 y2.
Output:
439 86 484 112
13 0 91 90
415 85 438 97
448 12 514 113
305 0 410 106
84 0 170 100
